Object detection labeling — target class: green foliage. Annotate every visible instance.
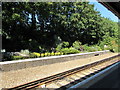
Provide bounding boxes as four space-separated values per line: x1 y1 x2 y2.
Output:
12 56 24 60
51 52 54 56
89 46 102 52
41 53 45 57
72 41 81 50
44 53 48 56
107 40 119 52
29 53 36 58
60 47 80 54
56 42 69 51
62 42 69 48
60 52 64 55
82 44 90 51
99 42 105 50
55 52 61 56
83 45 102 52
56 43 63 51
54 52 57 56
57 52 61 55
31 52 40 57
60 48 70 55
12 13 20 19
85 47 96 52
69 47 80 54
47 53 51 56
2 2 118 56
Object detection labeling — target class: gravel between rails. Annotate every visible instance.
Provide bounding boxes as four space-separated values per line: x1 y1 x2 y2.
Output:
1 53 118 88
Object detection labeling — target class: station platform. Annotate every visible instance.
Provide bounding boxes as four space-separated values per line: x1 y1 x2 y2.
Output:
0 52 118 88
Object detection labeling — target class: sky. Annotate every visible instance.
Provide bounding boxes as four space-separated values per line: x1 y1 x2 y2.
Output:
89 1 118 22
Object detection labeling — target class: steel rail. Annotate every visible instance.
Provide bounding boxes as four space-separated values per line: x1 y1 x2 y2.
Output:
67 61 120 89
8 54 119 90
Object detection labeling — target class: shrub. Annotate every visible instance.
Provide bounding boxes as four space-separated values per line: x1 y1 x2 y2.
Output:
99 42 105 50
87 46 101 52
55 52 61 56
44 53 48 56
12 56 24 60
92 45 102 51
72 41 82 50
60 47 80 54
60 52 64 55
69 47 80 54
57 52 61 55
56 41 69 51
83 45 102 52
47 53 51 56
31 52 40 57
56 43 63 51
41 53 44 57
109 40 119 52
113 45 119 52
29 53 36 58
82 44 90 51
103 45 110 50
51 52 54 56
89 47 97 52
55 52 58 55
62 41 69 47
60 48 70 54
20 49 30 55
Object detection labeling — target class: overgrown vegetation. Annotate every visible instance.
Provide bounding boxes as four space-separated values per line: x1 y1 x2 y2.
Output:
1 2 119 61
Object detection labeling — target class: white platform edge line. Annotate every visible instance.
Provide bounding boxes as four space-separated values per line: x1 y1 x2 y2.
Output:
0 50 109 65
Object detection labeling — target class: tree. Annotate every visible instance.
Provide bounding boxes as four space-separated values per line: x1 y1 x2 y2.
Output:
2 2 118 52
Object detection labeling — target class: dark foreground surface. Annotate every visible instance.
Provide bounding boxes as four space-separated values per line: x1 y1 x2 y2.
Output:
89 64 120 89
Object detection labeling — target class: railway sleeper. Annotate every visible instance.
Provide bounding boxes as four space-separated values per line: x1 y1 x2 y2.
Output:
8 55 119 90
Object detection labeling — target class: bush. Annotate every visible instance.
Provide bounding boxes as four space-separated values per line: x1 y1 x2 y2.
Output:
57 52 61 55
113 46 119 52
47 53 51 56
20 49 30 55
72 41 81 50
60 52 64 55
109 40 119 52
103 45 110 50
41 53 44 57
55 52 58 55
62 41 69 47
60 47 80 54
44 53 48 56
56 43 63 51
83 45 102 52
56 41 69 51
60 48 70 54
51 52 54 56
92 46 102 51
69 47 80 54
88 47 98 52
31 52 40 57
29 53 36 58
82 44 90 51
12 56 24 60
99 42 105 50
55 52 61 56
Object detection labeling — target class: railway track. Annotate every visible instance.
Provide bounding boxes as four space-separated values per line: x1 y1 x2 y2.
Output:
8 54 120 90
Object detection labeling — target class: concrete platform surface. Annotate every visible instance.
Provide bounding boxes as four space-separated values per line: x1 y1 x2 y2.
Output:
0 52 118 88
